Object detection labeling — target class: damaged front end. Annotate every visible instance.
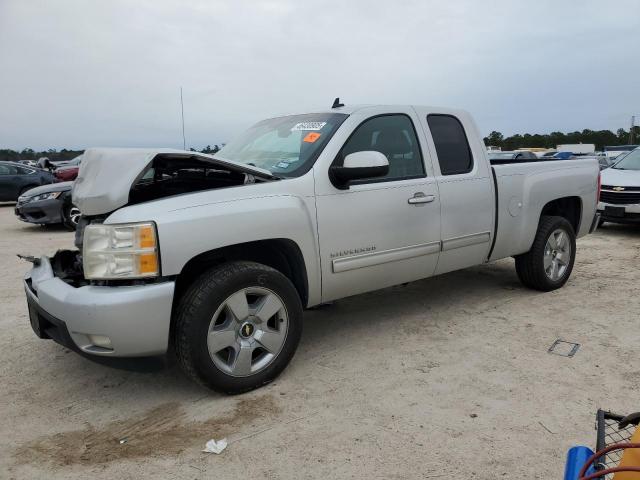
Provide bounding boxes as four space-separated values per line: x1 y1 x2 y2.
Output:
72 147 275 216
36 148 277 287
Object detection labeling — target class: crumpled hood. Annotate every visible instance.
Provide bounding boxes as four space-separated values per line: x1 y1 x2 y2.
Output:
72 148 273 216
601 167 640 187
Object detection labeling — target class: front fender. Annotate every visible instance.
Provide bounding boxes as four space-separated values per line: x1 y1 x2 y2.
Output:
110 193 322 306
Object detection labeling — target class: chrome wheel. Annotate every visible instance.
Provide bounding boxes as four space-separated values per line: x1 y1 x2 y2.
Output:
207 287 288 377
544 228 571 281
68 206 81 226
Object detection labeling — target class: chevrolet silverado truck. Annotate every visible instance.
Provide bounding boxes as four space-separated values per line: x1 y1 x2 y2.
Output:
598 146 640 225
24 103 600 393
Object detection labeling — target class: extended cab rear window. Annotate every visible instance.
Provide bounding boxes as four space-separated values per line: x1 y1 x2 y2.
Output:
427 114 473 175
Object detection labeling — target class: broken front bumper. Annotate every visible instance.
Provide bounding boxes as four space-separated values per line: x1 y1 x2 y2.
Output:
24 256 175 357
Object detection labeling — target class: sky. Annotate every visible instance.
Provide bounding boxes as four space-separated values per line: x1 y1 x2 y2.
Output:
0 0 638 151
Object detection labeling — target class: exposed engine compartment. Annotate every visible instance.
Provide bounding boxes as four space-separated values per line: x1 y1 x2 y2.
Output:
128 155 266 207
50 249 86 287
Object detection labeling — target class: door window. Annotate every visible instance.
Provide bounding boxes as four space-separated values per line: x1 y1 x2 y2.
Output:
15 166 34 175
427 114 473 175
338 114 425 182
0 164 17 175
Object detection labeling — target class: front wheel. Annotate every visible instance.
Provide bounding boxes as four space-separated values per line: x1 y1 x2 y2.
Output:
515 216 576 291
62 204 81 230
174 261 303 394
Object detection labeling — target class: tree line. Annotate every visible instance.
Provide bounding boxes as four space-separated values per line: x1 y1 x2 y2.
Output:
0 145 223 163
484 126 640 151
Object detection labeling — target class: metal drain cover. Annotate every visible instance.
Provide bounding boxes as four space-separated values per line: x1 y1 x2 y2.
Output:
548 339 580 357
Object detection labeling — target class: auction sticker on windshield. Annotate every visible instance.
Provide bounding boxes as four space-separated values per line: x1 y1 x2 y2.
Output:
303 132 321 143
291 122 326 131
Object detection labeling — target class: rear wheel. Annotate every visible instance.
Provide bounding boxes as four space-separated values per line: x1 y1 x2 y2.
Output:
174 261 303 394
515 216 576 291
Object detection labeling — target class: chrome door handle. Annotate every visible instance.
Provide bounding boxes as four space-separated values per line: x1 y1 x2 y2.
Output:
408 192 435 205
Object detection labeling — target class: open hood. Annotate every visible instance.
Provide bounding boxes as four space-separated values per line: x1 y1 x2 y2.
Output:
72 148 273 216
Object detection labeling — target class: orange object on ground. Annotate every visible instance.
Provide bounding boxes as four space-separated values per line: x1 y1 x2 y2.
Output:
614 427 640 479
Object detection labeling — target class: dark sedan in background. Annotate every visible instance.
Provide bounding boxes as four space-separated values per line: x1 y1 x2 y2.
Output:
15 181 80 230
0 161 56 201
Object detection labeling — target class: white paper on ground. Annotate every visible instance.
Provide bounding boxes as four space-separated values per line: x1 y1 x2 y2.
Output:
202 438 228 454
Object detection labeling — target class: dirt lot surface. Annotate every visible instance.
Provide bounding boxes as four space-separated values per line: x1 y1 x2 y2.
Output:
1 202 638 479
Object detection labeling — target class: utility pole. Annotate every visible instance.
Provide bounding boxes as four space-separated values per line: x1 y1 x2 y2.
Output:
180 87 186 150
630 115 636 145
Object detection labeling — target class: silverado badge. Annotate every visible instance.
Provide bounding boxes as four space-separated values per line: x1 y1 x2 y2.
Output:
612 186 625 191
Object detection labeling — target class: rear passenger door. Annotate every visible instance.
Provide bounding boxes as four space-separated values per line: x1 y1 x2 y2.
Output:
416 110 494 275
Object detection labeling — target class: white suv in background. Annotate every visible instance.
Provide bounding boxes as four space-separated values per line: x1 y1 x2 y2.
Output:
598 147 640 226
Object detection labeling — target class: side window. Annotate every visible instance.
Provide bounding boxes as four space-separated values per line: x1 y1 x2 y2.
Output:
0 164 17 175
339 114 425 181
15 166 33 175
427 114 473 175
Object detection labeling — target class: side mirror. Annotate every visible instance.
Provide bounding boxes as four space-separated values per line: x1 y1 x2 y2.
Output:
330 151 389 188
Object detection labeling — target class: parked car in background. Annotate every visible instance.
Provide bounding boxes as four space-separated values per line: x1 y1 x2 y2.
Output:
598 147 640 226
18 159 39 168
557 144 595 155
55 166 79 182
53 155 83 169
597 154 617 170
54 156 83 182
15 181 80 230
488 150 539 163
0 161 56 202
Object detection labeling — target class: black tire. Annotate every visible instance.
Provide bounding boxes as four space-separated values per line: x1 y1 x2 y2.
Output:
174 261 303 394
62 204 81 231
515 216 576 292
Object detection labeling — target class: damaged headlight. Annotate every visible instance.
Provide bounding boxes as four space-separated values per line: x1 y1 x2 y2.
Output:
83 222 159 279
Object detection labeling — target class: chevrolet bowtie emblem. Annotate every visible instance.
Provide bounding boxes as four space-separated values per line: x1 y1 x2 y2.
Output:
612 186 625 191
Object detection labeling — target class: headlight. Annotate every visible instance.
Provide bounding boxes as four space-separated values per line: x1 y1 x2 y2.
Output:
28 191 62 203
83 222 159 279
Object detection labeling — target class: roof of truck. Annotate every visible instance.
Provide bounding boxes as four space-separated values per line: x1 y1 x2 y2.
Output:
277 104 468 117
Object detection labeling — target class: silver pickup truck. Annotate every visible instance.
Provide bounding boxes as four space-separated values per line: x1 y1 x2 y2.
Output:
24 104 600 393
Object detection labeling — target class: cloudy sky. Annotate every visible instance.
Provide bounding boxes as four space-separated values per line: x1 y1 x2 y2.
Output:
0 0 638 151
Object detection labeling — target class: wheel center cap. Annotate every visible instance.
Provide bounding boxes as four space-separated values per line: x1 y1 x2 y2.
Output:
239 322 255 339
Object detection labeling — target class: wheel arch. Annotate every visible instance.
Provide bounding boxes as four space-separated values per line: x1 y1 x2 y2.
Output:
172 238 309 311
539 196 582 233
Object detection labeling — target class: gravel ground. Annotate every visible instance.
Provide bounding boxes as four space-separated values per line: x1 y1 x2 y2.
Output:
1 202 638 479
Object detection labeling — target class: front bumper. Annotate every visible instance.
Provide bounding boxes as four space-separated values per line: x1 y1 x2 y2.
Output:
24 256 175 357
597 201 640 224
15 198 64 225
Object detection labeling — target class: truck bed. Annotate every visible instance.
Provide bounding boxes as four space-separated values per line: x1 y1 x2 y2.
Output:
488 158 599 261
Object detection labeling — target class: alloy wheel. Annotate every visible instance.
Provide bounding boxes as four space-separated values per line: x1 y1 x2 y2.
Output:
207 287 289 377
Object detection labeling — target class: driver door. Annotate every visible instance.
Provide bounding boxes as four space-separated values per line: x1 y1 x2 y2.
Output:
313 111 441 302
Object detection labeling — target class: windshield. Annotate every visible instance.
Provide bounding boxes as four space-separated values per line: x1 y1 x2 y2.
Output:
612 148 640 170
216 113 348 177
